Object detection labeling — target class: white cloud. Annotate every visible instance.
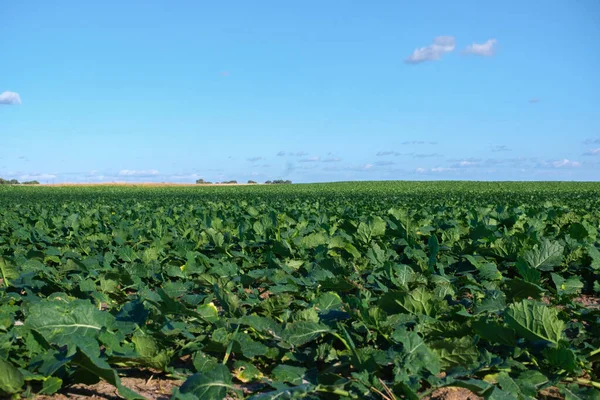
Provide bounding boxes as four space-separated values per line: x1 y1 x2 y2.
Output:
415 167 454 174
405 36 456 64
118 169 160 177
583 148 600 156
276 151 286 156
583 138 600 145
0 91 22 105
247 156 263 162
543 159 582 168
299 156 321 163
19 173 57 181
449 159 481 168
413 153 441 158
463 39 498 56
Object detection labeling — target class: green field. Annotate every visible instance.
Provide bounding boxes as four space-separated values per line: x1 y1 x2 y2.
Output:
1 182 600 399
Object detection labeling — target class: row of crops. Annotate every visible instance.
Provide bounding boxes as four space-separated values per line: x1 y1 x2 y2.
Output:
0 182 599 399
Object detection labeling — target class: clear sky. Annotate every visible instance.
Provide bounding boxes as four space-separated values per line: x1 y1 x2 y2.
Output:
1 0 599 183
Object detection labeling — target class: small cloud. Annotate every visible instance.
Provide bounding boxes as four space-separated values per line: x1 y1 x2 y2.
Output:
118 169 160 177
374 160 395 167
415 167 454 174
18 156 27 160
402 140 426 145
583 148 600 156
247 156 263 162
19 173 57 181
0 91 22 105
463 39 498 57
299 156 320 163
220 71 230 77
542 159 581 168
529 98 541 104
363 163 374 170
321 157 341 163
451 160 480 168
491 145 511 152
405 36 456 64
376 151 400 156
293 151 309 157
413 153 441 158
583 138 600 145
276 151 286 157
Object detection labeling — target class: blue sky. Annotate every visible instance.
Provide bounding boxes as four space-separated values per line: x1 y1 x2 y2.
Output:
1 0 599 183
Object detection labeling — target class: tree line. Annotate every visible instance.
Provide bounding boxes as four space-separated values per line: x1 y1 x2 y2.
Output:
0 178 40 185
195 179 292 185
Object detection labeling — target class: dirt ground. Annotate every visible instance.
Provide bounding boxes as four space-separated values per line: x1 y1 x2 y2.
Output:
422 387 482 400
35 372 182 400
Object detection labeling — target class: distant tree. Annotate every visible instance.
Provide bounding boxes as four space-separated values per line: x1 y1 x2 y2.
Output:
196 179 212 184
247 180 257 184
0 178 20 185
22 180 40 185
265 179 292 185
222 180 238 184
265 180 272 184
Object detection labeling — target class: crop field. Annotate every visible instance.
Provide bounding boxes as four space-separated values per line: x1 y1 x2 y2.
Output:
1 181 599 400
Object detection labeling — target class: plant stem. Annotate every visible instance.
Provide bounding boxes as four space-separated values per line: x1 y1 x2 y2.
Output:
564 377 600 389
316 386 358 398
589 348 600 358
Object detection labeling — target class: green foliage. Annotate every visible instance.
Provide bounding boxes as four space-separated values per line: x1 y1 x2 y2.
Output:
0 181 599 398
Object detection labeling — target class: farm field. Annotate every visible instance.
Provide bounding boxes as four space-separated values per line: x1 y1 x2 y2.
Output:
0 181 599 400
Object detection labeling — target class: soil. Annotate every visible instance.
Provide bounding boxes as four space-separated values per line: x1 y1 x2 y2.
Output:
35 372 183 400
422 387 482 400
575 295 600 309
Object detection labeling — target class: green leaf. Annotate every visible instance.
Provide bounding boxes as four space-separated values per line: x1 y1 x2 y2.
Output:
523 239 564 271
516 259 541 283
0 257 19 287
429 336 479 369
395 287 441 317
175 364 235 400
568 223 588 240
392 329 441 375
543 345 578 372
72 345 144 399
312 292 343 312
26 299 112 346
428 234 439 271
300 233 328 249
0 359 24 395
504 278 545 302
505 300 565 344
472 319 516 346
40 377 63 395
271 364 307 385
193 351 220 373
281 321 331 347
551 273 583 296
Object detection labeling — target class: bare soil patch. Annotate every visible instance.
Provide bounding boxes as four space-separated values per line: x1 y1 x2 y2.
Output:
35 371 183 400
422 387 482 400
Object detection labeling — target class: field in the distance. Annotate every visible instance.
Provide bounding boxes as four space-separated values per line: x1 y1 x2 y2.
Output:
0 181 599 400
